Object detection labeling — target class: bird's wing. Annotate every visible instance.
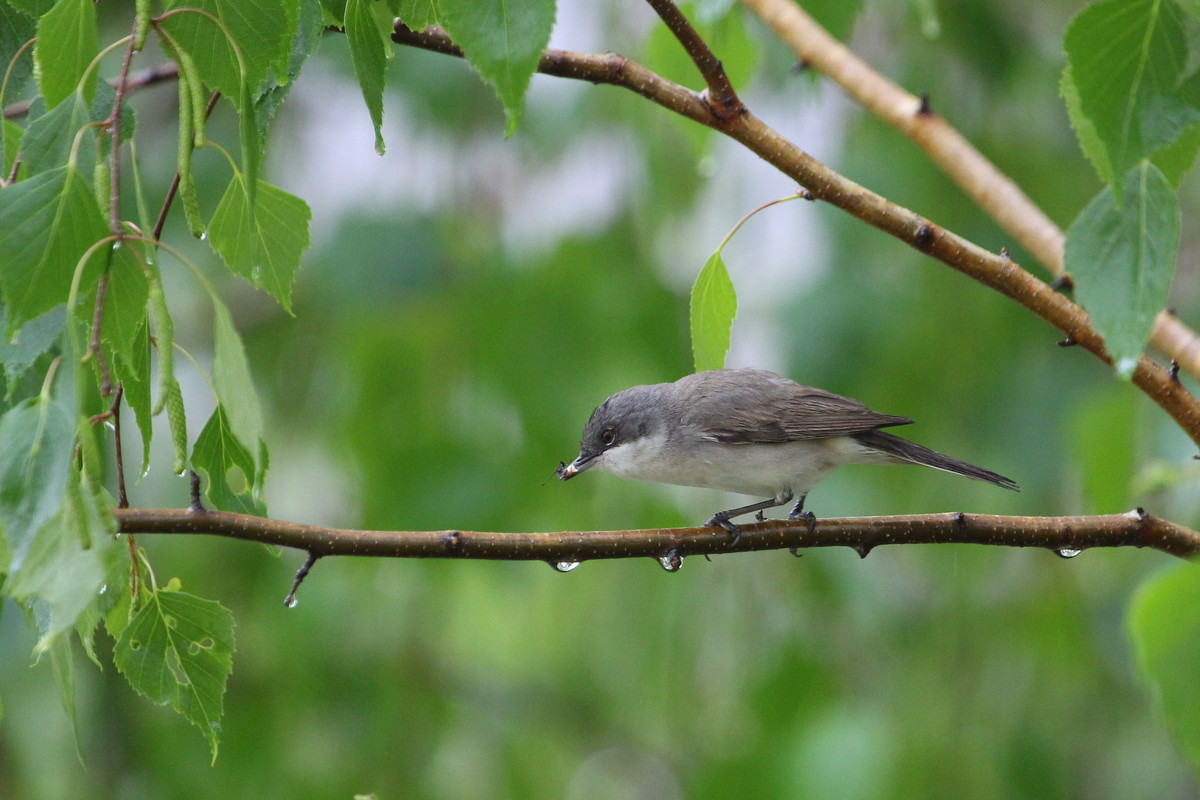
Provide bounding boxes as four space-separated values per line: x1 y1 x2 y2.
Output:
676 369 913 443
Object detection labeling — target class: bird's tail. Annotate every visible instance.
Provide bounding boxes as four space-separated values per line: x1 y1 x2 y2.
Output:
854 430 1019 491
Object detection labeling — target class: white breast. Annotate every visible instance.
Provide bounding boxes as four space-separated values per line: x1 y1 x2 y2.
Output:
595 432 882 499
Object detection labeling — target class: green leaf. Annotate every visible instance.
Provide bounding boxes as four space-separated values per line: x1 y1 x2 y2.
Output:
1064 161 1178 378
396 0 436 29
8 468 121 653
345 0 389 154
208 176 311 312
1129 564 1200 773
0 394 74 571
3 118 23 176
19 92 92 177
0 306 64 396
112 321 153 472
211 299 264 473
161 0 297 100
192 404 266 515
690 250 737 372
257 0 326 132
34 0 98 108
437 0 556 136
0 166 109 334
98 247 150 366
113 587 236 762
0 1 36 100
5 0 55 16
1061 66 1114 186
1064 0 1200 189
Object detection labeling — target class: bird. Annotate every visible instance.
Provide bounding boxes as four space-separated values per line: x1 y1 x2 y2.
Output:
557 368 1018 538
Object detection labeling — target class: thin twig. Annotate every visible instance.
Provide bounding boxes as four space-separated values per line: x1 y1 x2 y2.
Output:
389 25 1200 447
644 0 743 118
112 384 128 508
113 507 1200 560
739 0 1200 381
151 91 220 241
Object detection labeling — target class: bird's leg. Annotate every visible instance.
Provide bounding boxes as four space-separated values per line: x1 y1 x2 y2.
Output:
788 494 817 533
706 489 794 545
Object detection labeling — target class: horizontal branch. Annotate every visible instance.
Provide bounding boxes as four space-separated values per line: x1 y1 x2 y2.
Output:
114 507 1200 561
390 25 1200 449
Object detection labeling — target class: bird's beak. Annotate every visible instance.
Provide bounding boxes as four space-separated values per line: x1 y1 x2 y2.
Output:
556 454 595 481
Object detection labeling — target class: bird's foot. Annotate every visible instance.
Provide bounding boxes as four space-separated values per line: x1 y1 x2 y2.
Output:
789 509 817 534
705 513 742 545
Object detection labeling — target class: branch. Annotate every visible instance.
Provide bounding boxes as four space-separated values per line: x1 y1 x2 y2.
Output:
390 25 1200 448
644 0 743 117
740 0 1200 382
3 61 180 120
113 507 1200 560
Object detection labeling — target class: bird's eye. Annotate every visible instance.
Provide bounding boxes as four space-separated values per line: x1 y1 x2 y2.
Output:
600 429 616 446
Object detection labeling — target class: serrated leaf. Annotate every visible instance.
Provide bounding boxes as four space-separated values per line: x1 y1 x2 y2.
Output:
112 321 153 472
6 0 55 16
1061 65 1114 185
98 248 150 365
208 176 311 312
0 306 64 395
1129 564 1200 773
3 118 23 176
19 92 92 177
345 0 389 154
1064 0 1200 189
0 1 36 100
257 0 325 132
438 0 556 136
114 588 235 762
690 250 737 372
1065 161 1178 378
211 299 263 473
0 394 74 572
34 0 98 108
0 166 109 334
192 404 265 515
160 0 296 100
397 0 436 29
8 469 121 653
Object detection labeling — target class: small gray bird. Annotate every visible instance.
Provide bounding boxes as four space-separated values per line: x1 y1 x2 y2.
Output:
557 368 1018 537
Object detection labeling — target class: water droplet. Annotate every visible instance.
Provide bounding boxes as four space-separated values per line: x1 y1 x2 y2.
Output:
1056 548 1082 559
550 561 580 573
111 240 122 251
98 583 108 595
658 551 683 572
199 231 209 241
285 595 299 608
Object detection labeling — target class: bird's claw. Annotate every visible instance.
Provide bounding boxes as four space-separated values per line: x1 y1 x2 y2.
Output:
789 509 817 534
705 514 742 545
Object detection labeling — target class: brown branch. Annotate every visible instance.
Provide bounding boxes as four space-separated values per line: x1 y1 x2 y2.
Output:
740 0 1200 381
644 0 743 118
113 507 1200 560
390 25 1200 448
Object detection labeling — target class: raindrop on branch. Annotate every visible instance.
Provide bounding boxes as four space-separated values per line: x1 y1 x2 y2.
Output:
658 551 683 572
1056 548 1082 559
550 561 581 573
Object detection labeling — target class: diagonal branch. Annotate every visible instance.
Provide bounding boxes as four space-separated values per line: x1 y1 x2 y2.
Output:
113 506 1200 560
390 25 1200 448
644 0 743 118
740 0 1200 381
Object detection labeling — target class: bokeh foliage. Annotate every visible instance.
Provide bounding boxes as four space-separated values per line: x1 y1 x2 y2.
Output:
1 0 1199 797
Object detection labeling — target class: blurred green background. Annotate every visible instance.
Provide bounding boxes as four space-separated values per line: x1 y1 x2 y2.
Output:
3 0 1200 797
